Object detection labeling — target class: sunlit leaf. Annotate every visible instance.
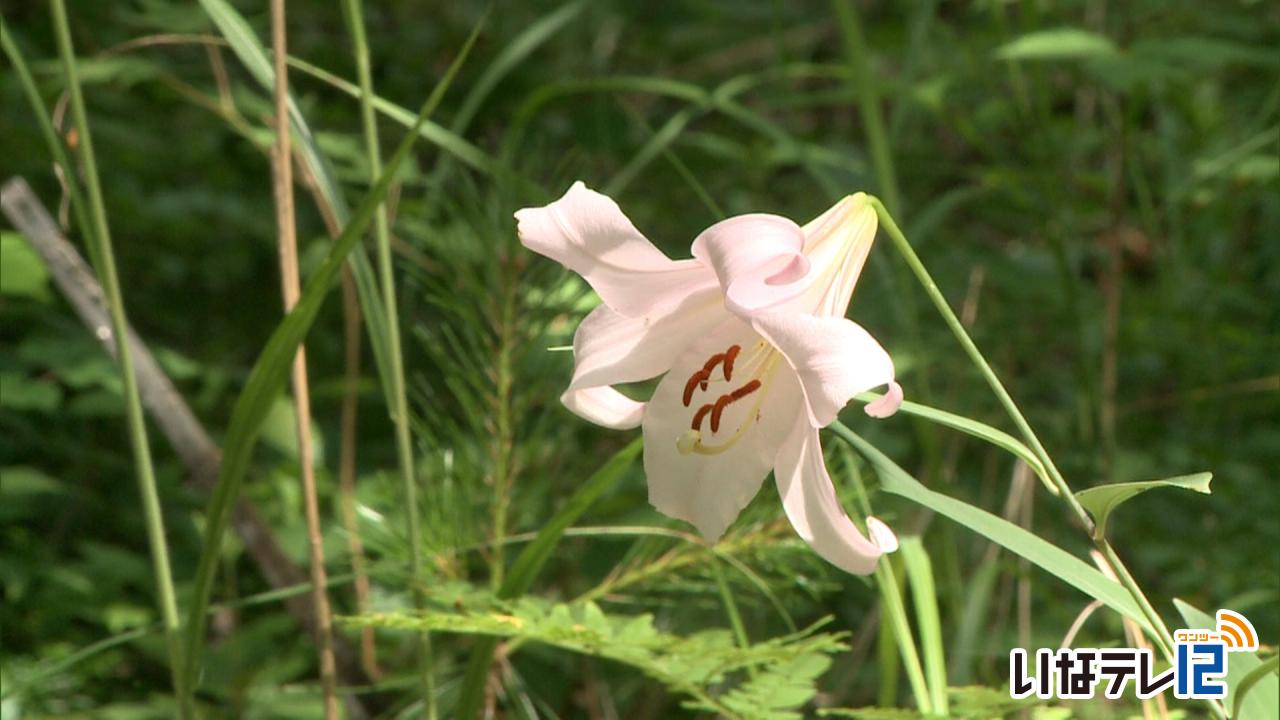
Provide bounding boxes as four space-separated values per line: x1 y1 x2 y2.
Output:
1076 473 1212 539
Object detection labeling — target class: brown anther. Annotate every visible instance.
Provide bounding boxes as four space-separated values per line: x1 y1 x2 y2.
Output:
709 395 733 433
691 403 714 430
723 345 741 380
682 370 707 407
730 378 761 401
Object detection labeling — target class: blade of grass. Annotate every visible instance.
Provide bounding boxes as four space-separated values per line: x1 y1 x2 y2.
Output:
196 0 397 413
46 2 190 716
339 0 455 713
181 25 482 693
846 453 931 714
425 0 586 198
898 537 949 715
832 0 900 215
268 0 338 715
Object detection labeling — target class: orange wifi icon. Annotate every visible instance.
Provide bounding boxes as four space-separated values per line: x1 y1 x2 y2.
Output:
1216 610 1258 651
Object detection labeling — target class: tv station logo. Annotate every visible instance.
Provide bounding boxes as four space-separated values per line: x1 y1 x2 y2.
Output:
1009 609 1259 701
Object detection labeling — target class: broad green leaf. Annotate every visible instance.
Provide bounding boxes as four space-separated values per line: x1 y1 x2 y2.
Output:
1174 600 1278 720
0 232 51 301
831 422 1153 635
996 28 1118 61
180 24 482 692
1076 473 1212 539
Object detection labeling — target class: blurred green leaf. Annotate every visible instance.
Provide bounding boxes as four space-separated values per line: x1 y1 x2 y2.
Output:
0 372 62 412
259 395 326 465
1076 473 1213 539
0 466 63 496
996 28 1117 61
0 232 51 302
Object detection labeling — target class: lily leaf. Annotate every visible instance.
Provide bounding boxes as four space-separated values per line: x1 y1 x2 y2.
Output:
831 422 1152 635
1174 600 1279 719
857 392 1055 495
1076 473 1212 539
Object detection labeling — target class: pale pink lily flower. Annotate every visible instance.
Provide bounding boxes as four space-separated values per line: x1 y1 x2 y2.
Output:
516 182 903 574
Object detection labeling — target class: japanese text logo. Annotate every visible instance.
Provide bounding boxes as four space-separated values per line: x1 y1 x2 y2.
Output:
1009 609 1259 701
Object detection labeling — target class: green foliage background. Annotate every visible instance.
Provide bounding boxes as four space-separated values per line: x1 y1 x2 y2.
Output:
1 0 1277 717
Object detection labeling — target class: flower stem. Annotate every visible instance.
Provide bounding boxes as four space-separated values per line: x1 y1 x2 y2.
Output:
339 0 436 713
47 2 189 716
865 196 1194 672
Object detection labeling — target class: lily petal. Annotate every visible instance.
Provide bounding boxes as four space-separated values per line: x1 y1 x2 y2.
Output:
561 386 645 429
795 193 878 318
568 287 725 391
642 319 804 540
516 182 713 317
752 313 898 427
774 422 897 575
691 214 812 317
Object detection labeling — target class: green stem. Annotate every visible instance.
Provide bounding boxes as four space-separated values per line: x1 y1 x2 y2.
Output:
710 557 751 652
47 2 190 716
1 24 93 265
339 0 435 714
866 196 1187 667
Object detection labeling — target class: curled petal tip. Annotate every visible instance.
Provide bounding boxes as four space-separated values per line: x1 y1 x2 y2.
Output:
864 381 903 419
866 516 899 554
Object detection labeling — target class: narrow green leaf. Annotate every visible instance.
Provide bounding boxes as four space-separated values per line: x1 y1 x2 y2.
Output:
857 392 1055 495
195 0 397 410
1076 473 1212 540
898 537 948 715
181 26 480 691
996 27 1118 61
1174 600 1279 720
831 422 1152 635
286 54 530 189
502 439 641 597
